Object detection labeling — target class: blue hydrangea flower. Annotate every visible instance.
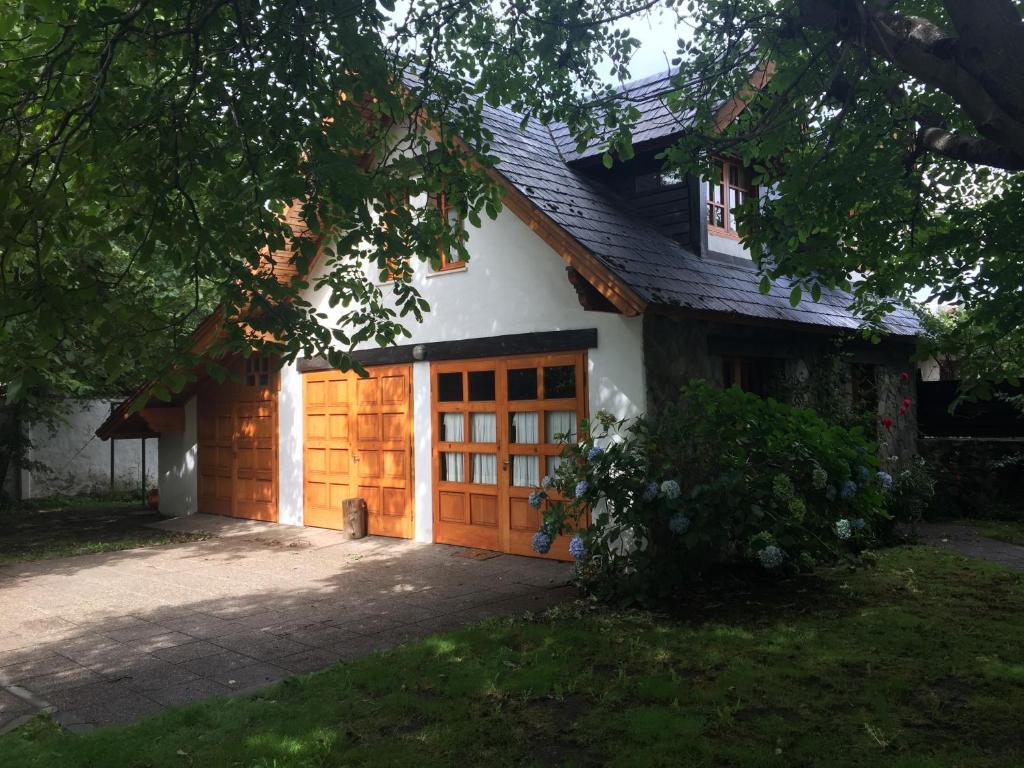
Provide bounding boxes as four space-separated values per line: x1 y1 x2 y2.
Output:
528 490 544 510
668 513 690 535
568 534 586 560
812 467 828 490
574 480 589 499
876 471 893 490
641 481 659 502
587 446 604 462
660 479 681 500
840 480 858 500
758 545 785 570
856 465 870 483
835 518 852 541
531 531 552 554
852 518 866 530
541 475 553 490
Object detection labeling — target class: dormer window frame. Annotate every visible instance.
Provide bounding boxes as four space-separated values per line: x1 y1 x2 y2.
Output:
707 157 753 240
430 190 466 272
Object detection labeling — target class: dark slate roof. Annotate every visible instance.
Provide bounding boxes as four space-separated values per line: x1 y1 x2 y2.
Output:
479 91 921 337
549 70 694 162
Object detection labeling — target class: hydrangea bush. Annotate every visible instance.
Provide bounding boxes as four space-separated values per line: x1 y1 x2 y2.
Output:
531 381 889 604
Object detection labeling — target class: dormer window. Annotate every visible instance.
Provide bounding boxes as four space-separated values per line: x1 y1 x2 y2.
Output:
707 158 753 238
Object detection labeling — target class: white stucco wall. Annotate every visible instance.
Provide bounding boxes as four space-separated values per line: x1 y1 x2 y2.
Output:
278 202 648 538
707 232 750 260
20 398 158 499
157 396 198 517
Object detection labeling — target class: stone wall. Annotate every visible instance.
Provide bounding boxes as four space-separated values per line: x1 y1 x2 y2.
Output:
642 313 919 461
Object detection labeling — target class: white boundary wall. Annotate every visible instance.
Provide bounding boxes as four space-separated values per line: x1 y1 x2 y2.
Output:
157 396 198 517
20 398 158 499
277 203 647 539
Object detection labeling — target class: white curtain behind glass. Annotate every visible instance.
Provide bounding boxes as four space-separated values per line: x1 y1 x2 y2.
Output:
546 455 562 477
545 411 576 443
441 413 464 482
442 413 464 442
512 456 539 487
511 412 538 443
511 412 540 486
470 413 497 484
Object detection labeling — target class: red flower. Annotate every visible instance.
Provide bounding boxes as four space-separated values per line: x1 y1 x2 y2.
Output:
902 398 912 407
900 372 910 382
881 417 894 430
899 407 908 415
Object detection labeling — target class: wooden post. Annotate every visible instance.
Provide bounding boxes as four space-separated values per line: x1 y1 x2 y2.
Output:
141 438 146 501
109 402 116 497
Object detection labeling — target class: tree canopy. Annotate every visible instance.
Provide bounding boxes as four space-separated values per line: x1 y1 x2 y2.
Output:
3 0 1022 418
0 0 641 413
651 0 1024 387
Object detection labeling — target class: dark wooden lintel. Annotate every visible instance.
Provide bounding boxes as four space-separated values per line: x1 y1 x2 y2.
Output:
298 328 599 373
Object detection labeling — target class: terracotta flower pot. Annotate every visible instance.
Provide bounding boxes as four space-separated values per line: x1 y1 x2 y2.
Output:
146 488 160 510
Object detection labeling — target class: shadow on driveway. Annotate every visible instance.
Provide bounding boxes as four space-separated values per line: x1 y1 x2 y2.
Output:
0 515 572 732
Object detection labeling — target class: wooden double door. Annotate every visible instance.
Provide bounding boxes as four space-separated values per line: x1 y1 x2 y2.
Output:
197 356 279 522
432 351 587 560
302 364 414 538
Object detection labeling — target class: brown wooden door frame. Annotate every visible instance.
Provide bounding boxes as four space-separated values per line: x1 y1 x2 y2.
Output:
430 351 588 559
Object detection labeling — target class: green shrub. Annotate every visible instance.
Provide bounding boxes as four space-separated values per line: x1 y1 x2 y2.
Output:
532 381 890 604
882 455 936 523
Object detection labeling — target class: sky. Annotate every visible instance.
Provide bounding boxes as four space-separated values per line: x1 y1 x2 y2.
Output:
601 5 692 83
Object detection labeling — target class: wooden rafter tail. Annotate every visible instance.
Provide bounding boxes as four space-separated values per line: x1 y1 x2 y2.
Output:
713 61 777 133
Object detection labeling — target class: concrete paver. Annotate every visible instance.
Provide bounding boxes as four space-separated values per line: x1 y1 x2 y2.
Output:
0 514 571 732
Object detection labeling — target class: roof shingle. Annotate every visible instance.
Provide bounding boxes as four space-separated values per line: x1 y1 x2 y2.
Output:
480 92 921 337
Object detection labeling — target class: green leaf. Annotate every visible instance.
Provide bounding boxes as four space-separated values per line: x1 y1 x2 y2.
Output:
789 285 802 307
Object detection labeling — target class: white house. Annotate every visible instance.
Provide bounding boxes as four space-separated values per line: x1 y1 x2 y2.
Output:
98 72 921 560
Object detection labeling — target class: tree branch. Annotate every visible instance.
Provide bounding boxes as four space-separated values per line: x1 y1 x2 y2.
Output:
917 125 1024 171
797 0 1024 162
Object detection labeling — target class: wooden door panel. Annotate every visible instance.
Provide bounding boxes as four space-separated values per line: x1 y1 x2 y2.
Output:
303 370 350 531
355 364 413 538
302 365 413 537
196 356 279 523
431 352 586 560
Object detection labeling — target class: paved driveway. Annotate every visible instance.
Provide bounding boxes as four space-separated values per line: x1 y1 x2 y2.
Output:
0 515 572 732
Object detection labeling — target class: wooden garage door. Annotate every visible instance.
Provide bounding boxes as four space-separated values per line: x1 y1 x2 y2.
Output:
432 351 587 560
197 356 279 522
303 364 413 538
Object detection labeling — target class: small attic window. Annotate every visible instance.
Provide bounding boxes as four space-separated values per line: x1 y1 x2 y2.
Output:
430 190 466 272
635 168 685 193
707 157 753 238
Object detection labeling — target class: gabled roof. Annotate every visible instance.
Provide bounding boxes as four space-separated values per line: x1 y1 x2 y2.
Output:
549 70 692 161
479 83 921 337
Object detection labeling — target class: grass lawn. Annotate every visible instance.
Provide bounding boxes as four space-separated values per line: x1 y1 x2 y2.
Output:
0 497 209 565
966 519 1024 547
4 546 1023 767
